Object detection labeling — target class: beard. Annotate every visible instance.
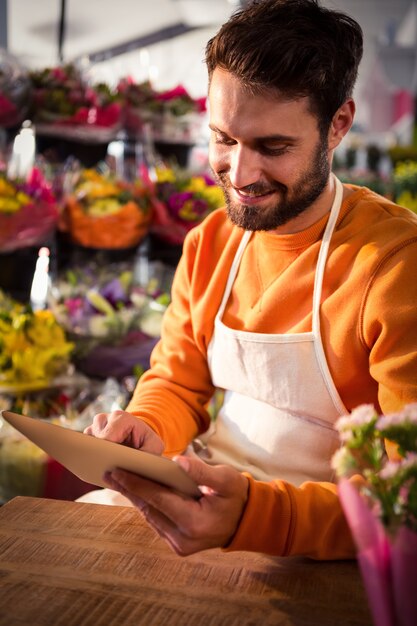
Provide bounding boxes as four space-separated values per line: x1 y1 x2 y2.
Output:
215 135 331 231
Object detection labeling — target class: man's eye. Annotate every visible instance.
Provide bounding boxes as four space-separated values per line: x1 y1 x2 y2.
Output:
260 145 288 156
214 134 235 146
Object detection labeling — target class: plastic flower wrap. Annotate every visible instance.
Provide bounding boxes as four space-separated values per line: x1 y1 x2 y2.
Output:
0 290 74 392
0 166 59 253
48 261 171 378
332 404 417 626
61 167 152 249
117 78 161 136
118 78 206 142
150 167 225 245
153 84 206 143
0 377 130 503
29 64 122 140
0 49 32 128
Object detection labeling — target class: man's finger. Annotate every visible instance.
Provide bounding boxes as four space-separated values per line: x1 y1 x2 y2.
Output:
139 504 198 556
105 470 196 555
106 468 201 529
174 456 238 496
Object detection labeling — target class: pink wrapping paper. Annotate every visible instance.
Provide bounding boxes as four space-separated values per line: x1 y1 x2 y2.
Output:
0 201 59 252
338 479 396 626
150 195 193 245
339 479 417 626
391 525 417 626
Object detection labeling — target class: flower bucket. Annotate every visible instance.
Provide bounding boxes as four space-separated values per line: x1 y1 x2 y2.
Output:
64 196 151 249
338 479 417 626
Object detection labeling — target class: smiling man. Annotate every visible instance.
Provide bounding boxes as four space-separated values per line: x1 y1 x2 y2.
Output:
208 69 345 232
82 0 417 559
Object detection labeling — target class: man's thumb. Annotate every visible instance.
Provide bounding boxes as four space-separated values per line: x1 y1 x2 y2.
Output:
174 455 225 492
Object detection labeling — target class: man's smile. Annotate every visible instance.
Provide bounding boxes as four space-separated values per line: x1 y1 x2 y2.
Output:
233 187 277 204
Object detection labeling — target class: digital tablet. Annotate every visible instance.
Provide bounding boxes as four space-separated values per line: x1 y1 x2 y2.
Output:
0 410 201 499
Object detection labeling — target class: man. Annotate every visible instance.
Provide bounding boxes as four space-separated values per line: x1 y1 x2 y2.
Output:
83 0 417 559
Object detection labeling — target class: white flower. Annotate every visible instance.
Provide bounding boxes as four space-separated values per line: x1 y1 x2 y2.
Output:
331 446 356 477
379 460 401 480
335 404 376 442
379 453 417 480
377 403 417 431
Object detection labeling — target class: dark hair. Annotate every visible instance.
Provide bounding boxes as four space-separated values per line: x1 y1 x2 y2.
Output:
205 0 363 133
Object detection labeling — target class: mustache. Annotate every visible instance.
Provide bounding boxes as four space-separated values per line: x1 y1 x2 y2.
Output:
215 173 286 195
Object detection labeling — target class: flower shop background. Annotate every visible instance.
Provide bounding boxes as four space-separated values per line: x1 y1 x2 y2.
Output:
0 30 227 502
1 0 417 509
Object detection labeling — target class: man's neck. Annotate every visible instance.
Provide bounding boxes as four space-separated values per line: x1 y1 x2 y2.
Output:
270 177 350 235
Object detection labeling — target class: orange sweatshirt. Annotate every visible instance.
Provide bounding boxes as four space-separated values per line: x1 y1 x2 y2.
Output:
127 184 417 559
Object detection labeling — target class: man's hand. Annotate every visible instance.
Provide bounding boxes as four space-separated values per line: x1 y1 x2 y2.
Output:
84 410 164 455
103 455 249 556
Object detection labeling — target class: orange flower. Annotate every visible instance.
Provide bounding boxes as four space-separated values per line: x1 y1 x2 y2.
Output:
64 197 151 249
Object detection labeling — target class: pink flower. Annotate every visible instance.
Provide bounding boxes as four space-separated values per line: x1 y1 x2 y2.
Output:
377 404 417 431
156 85 190 101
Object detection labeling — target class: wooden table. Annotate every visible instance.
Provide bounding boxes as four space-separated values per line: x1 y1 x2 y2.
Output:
0 496 373 626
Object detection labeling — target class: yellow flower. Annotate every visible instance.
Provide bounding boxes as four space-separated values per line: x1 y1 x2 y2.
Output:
77 180 120 199
0 178 16 196
0 295 74 386
26 310 69 349
2 328 30 353
183 176 225 210
185 176 208 194
75 169 121 200
0 197 21 213
0 178 32 213
202 185 225 209
156 167 176 183
397 191 417 213
179 199 200 221
16 191 31 205
10 348 48 381
87 198 123 216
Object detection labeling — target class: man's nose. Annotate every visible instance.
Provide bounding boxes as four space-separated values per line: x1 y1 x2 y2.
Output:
228 145 262 189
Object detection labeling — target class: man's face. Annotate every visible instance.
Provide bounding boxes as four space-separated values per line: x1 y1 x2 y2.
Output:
208 69 331 232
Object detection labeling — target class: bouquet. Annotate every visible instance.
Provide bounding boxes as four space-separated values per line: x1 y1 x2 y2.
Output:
332 404 417 626
0 290 74 392
118 78 206 142
61 168 152 249
0 167 59 253
153 84 206 143
150 167 225 245
48 262 170 378
29 64 122 138
117 78 161 135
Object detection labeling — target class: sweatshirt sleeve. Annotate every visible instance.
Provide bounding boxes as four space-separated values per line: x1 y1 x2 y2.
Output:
362 239 417 413
224 475 361 560
126 228 215 456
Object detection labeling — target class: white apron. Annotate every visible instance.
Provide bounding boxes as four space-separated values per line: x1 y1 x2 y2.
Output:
203 177 347 486
78 178 346 505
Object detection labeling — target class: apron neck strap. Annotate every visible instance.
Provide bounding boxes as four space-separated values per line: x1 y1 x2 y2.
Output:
217 175 344 323
218 229 252 318
312 175 344 335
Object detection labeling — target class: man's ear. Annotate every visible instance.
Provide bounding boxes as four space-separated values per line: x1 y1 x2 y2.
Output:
328 99 355 150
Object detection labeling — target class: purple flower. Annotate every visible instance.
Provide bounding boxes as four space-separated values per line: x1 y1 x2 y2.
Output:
100 278 128 307
202 173 216 186
167 191 193 217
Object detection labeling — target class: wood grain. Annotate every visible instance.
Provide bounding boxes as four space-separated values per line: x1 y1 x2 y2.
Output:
0 496 372 626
